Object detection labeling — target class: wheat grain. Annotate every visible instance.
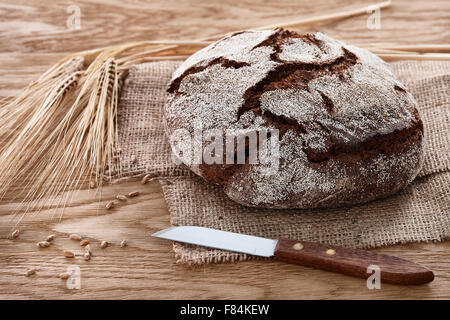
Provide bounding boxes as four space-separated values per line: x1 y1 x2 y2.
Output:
11 229 20 239
37 241 51 248
84 244 93 257
46 234 55 242
84 252 91 261
70 234 82 241
106 200 115 209
141 174 151 185
128 191 139 197
120 239 127 247
116 194 127 201
59 272 70 280
64 251 75 258
80 239 90 246
26 268 36 277
100 241 108 249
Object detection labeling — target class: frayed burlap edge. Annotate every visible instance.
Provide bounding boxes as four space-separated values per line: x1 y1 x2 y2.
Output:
160 172 450 265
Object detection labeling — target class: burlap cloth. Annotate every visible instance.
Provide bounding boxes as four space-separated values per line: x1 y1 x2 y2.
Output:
116 60 450 265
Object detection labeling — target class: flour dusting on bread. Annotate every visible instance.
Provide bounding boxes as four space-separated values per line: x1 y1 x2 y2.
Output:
165 29 424 208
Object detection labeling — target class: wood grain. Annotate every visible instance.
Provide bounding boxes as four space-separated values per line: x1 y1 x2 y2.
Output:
0 0 449 299
274 239 434 285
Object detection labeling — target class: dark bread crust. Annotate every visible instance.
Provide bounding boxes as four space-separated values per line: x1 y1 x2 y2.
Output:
164 29 424 208
168 57 250 94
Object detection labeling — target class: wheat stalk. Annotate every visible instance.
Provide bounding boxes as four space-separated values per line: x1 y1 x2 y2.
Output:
200 0 392 41
376 53 450 61
378 44 450 53
0 55 121 215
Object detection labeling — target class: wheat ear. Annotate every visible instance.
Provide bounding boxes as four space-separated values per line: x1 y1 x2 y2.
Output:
0 54 120 214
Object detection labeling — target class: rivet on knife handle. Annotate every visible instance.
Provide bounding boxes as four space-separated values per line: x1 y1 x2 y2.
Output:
273 238 434 285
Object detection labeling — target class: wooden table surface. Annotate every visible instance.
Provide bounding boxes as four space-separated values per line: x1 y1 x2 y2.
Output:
0 0 449 300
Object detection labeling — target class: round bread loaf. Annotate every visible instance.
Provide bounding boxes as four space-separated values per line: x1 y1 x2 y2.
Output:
164 29 424 209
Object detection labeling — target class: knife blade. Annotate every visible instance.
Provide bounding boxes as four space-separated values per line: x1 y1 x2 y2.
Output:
152 226 434 285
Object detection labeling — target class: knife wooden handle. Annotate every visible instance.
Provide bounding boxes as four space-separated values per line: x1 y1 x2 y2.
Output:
274 238 434 285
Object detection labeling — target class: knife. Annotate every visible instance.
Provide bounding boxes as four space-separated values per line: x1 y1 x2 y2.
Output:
152 226 434 285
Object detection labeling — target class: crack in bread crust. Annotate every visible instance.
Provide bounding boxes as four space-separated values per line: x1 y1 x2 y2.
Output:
237 30 357 133
168 57 250 94
236 29 421 165
304 117 423 164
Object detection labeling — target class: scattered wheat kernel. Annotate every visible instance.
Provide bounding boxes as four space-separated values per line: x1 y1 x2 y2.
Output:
128 191 139 197
80 239 90 246
116 194 127 201
11 229 20 239
141 174 151 185
84 244 91 252
131 155 137 164
26 268 36 277
106 200 115 209
59 272 70 280
70 234 82 241
64 251 75 258
89 180 96 189
100 241 108 249
120 240 127 248
84 252 91 261
37 241 51 248
46 234 55 242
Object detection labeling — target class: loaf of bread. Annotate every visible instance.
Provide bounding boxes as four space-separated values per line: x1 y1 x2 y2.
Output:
164 29 424 208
